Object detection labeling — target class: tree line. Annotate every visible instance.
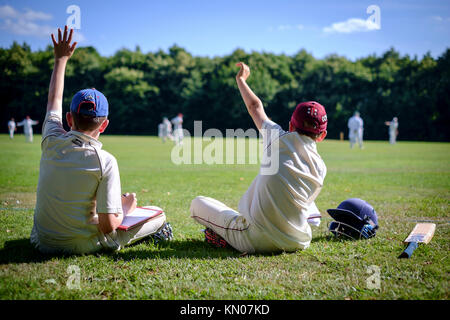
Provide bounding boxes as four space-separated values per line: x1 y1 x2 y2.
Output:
1 42 449 141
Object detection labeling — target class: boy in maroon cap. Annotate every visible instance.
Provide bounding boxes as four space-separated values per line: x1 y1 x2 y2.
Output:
190 62 327 253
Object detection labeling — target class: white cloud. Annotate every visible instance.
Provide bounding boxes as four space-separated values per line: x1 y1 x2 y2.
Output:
323 18 380 34
0 5 55 38
0 5 17 19
0 5 51 21
269 24 304 32
431 15 450 22
2 18 56 37
22 9 52 21
278 25 292 31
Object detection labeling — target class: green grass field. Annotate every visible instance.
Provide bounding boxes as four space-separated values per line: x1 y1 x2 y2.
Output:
0 134 449 300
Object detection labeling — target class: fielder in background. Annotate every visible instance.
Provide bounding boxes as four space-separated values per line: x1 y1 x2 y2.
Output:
30 26 169 255
7 118 16 139
158 117 172 143
385 117 399 144
190 62 328 254
347 111 364 149
171 113 184 145
17 116 39 142
158 122 164 140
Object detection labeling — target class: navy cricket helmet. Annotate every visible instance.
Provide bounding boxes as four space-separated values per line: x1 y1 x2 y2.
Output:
327 198 379 239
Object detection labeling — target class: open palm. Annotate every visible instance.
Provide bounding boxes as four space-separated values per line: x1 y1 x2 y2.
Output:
51 25 77 60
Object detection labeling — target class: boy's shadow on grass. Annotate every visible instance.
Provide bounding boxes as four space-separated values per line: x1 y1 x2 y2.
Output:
113 238 281 261
0 238 59 264
0 233 345 264
0 237 280 264
113 234 351 261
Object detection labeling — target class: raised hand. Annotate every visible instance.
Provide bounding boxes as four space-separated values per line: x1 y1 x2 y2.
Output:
235 62 267 130
236 62 251 81
51 25 77 61
47 26 76 112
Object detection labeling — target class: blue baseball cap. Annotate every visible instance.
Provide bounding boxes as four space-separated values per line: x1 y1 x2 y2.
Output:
70 88 108 117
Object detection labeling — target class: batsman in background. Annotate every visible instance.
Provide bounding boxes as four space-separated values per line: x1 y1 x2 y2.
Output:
190 62 328 254
30 26 168 254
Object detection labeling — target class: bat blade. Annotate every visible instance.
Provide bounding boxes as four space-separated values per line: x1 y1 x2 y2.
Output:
399 223 436 259
404 223 436 244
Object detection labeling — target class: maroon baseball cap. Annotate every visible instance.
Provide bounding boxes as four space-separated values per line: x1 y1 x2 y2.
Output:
290 101 327 134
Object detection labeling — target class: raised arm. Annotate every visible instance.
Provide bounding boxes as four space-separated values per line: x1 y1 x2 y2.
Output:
235 62 268 130
47 26 77 114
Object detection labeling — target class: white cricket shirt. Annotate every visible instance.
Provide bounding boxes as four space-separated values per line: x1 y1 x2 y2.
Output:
238 120 327 250
8 120 15 130
171 116 183 130
389 121 398 132
30 111 123 253
348 116 363 131
17 118 38 134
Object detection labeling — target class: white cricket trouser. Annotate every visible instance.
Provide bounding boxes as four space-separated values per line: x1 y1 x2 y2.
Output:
389 131 396 144
173 128 184 145
98 207 167 252
9 129 14 139
31 207 167 254
117 213 166 246
25 131 33 142
190 196 279 254
349 129 363 148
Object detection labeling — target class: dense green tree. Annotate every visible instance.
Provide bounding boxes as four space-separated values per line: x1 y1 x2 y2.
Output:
0 42 448 141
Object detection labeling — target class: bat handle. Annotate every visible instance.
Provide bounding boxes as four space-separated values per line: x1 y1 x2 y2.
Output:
398 242 418 259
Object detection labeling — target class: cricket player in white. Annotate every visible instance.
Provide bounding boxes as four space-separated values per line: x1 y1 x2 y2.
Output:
385 117 399 144
17 116 39 142
7 118 16 139
171 113 183 145
159 117 172 143
158 122 164 139
190 62 328 253
30 26 167 254
347 111 364 149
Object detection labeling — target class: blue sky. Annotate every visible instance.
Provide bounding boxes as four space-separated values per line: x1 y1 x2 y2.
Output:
0 0 449 60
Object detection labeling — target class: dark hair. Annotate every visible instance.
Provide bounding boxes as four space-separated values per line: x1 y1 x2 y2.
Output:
294 119 323 140
71 112 106 131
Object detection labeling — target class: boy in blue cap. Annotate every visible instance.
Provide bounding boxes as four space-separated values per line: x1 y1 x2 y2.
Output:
30 26 168 254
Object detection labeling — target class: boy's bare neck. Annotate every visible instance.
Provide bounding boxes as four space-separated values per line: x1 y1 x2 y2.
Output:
298 133 317 142
72 128 100 140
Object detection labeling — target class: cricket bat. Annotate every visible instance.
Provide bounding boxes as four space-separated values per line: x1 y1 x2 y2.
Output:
398 223 436 258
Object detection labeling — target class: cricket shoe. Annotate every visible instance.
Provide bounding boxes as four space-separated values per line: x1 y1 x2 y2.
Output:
204 228 229 248
152 222 174 244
